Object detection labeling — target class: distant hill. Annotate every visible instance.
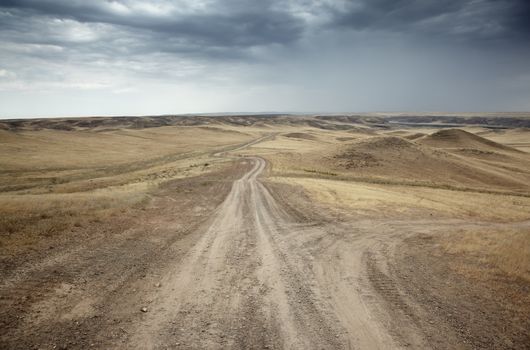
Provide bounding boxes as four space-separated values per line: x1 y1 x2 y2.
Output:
417 129 520 153
2 113 530 131
333 135 530 191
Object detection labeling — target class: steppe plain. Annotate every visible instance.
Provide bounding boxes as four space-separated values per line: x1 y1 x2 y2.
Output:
1 113 529 349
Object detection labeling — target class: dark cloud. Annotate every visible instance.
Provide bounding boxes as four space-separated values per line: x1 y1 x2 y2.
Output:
506 0 530 38
0 0 304 52
330 0 530 43
0 0 528 60
335 0 463 29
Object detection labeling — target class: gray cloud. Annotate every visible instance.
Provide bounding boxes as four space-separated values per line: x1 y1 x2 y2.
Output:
0 0 305 53
1 0 528 58
330 0 530 43
333 0 464 30
0 0 529 117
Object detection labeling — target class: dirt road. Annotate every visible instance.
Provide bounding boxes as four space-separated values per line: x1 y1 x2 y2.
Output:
2 154 528 349
0 155 402 349
119 156 426 349
123 157 359 349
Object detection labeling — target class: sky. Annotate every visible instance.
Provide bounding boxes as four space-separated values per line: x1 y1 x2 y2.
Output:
0 0 529 118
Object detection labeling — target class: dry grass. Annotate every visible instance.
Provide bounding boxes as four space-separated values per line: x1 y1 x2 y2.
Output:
442 227 530 282
248 128 530 194
0 125 258 253
2 119 529 269
0 184 148 250
0 126 253 170
479 128 530 152
0 126 255 193
262 135 530 193
241 128 358 175
269 176 530 221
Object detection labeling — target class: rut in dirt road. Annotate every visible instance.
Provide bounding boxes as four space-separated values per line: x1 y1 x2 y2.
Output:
127 157 347 349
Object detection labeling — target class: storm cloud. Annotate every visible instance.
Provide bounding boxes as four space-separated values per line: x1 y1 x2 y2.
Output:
0 0 529 117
